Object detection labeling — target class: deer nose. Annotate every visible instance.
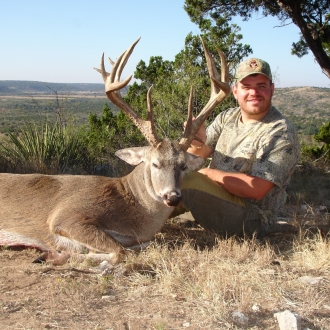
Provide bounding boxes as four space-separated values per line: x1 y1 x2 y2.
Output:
163 191 182 207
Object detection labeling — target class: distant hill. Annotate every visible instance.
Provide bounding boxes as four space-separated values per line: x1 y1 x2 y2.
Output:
0 80 105 95
272 86 330 119
0 81 328 136
1 81 329 117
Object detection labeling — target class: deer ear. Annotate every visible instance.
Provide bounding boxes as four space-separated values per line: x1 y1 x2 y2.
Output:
115 146 149 165
186 153 205 171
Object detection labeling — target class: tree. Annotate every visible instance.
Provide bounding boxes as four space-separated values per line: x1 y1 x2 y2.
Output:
301 121 330 161
87 101 145 151
184 0 330 79
313 121 330 160
125 23 252 140
86 102 145 175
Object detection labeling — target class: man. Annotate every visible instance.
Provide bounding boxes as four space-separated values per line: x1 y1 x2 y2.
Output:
176 58 300 238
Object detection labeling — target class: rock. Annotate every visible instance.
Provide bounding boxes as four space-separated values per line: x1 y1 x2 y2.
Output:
299 275 324 285
91 260 115 275
232 311 249 325
315 205 328 214
300 205 309 213
101 295 115 300
274 310 301 330
98 260 111 270
252 304 261 311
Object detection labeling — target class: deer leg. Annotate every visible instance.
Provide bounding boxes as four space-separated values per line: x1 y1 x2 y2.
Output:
33 250 71 265
33 249 126 266
125 241 151 251
47 214 125 265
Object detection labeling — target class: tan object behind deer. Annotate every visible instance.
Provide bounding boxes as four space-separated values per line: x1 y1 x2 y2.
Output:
0 38 230 265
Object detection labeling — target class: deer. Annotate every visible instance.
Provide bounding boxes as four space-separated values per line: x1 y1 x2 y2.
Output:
0 37 230 265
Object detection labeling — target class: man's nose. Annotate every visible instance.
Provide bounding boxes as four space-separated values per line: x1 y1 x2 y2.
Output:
249 88 259 95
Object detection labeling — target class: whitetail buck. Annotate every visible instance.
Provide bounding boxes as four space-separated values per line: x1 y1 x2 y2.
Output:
0 38 230 265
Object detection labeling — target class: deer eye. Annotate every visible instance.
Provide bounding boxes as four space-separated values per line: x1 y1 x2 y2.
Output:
152 163 160 169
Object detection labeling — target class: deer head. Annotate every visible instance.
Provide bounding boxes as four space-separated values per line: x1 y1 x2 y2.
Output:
94 37 230 207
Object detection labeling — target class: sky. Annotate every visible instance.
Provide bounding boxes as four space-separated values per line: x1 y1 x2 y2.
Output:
1 0 329 88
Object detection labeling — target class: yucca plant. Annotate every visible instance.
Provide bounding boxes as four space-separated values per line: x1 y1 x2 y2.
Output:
0 122 92 174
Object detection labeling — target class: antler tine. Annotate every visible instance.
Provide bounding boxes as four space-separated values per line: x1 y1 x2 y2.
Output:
181 86 194 140
179 37 231 150
146 85 155 122
94 38 160 147
219 48 229 88
113 37 141 84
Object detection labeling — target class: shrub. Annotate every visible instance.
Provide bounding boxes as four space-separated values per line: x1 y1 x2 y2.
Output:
0 122 92 174
301 121 330 163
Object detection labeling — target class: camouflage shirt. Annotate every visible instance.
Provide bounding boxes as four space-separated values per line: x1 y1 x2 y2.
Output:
205 106 300 227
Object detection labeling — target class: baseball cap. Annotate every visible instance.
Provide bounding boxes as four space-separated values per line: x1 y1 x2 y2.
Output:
235 58 272 82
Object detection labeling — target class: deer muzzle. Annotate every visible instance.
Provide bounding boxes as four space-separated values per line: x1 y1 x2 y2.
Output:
163 191 182 207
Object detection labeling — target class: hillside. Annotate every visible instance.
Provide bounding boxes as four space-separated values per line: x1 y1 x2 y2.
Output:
272 86 330 118
0 81 329 135
0 80 105 95
1 80 329 114
272 86 330 135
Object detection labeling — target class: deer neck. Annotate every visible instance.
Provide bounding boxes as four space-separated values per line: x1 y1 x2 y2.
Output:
123 163 171 214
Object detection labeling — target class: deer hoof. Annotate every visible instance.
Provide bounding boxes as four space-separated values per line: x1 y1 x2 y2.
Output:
33 250 71 266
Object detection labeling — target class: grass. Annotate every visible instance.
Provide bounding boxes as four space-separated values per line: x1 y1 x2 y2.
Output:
1 163 329 328
4 227 324 329
0 122 92 174
82 224 330 328
28 213 324 328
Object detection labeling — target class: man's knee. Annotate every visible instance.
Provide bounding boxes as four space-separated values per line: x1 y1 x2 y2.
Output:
181 171 245 207
179 172 263 238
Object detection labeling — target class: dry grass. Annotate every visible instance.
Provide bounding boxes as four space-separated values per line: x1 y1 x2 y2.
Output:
1 220 330 329
1 163 330 329
116 224 330 328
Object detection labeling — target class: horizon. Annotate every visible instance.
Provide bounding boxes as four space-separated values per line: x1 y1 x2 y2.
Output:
1 79 329 91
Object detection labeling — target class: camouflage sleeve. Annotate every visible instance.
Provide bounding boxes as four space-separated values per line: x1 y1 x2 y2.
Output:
251 125 300 188
205 109 231 149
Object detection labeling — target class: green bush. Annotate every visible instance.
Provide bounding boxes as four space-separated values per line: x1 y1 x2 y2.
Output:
0 122 92 174
301 121 330 162
83 102 146 177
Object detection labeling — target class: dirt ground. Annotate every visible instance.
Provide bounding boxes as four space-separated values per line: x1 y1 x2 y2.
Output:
0 222 240 330
1 243 210 330
1 215 330 330
1 250 201 330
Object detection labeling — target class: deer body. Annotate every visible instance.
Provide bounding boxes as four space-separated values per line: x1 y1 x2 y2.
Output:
0 140 203 263
0 38 230 264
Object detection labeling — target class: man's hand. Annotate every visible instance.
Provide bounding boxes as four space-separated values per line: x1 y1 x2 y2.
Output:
185 117 214 159
184 117 207 147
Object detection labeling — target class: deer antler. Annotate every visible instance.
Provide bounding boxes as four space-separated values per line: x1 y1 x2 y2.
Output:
94 38 160 147
180 37 231 150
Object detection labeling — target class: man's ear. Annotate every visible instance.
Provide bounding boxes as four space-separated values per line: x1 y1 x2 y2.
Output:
232 84 237 98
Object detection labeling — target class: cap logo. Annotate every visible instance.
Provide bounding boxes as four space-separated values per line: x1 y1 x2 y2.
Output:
249 60 259 69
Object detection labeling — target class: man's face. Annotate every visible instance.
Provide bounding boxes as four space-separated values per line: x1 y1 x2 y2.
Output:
232 74 274 122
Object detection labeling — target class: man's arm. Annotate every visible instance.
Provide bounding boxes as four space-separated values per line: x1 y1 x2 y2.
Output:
199 168 274 200
186 116 274 200
187 121 274 200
